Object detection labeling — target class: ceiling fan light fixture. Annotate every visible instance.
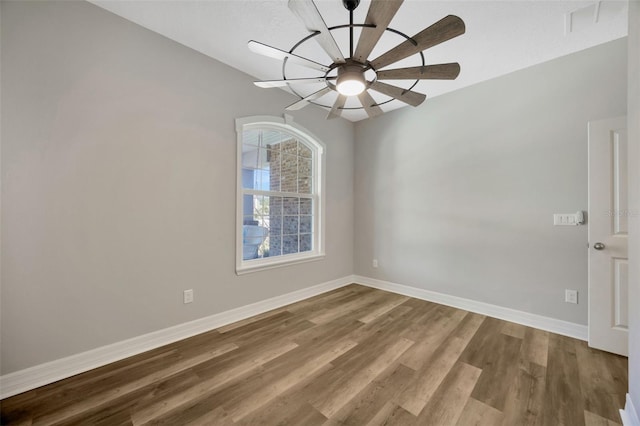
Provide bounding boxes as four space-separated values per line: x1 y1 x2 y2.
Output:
336 65 366 96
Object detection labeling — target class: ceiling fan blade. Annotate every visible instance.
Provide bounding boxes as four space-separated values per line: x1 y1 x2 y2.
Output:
368 81 426 107
357 90 384 118
327 94 347 119
248 40 330 73
288 0 346 64
376 63 461 80
353 0 404 64
254 77 330 88
370 15 465 70
286 86 333 111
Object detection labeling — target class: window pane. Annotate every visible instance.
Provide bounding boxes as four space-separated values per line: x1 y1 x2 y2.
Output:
283 215 299 235
267 149 280 192
283 197 299 215
300 215 312 233
243 129 261 147
300 234 312 252
270 196 283 216
256 195 268 218
281 154 298 192
241 146 260 171
268 237 282 257
269 214 283 257
241 146 269 190
281 138 298 155
243 215 257 226
283 235 298 255
241 168 255 190
298 142 312 158
266 137 281 151
298 157 312 194
262 130 283 147
243 222 267 260
243 195 258 223
243 195 270 225
300 198 312 215
257 147 269 169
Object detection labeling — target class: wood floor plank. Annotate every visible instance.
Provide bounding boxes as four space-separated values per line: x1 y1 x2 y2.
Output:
30 344 238 425
345 303 416 345
521 327 549 367
415 361 482 425
575 340 627 423
458 316 505 368
130 341 298 424
325 363 416 425
584 410 622 426
543 333 586 426
310 337 415 418
395 302 444 342
234 368 333 426
358 295 410 324
500 361 546 426
307 290 389 325
237 402 327 426
216 308 288 333
468 333 523 411
183 406 235 426
397 313 485 416
65 372 201 426
285 284 371 314
366 402 417 426
502 321 527 339
0 285 628 426
228 339 358 421
456 397 504 426
291 315 365 348
398 308 468 371
9 349 181 422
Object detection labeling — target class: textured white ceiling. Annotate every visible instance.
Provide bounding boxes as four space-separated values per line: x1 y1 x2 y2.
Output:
90 0 628 121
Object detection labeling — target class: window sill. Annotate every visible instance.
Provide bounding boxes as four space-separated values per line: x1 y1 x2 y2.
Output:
236 252 325 275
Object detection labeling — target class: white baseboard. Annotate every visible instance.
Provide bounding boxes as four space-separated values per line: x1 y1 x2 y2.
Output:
621 394 640 426
0 276 354 400
353 275 588 341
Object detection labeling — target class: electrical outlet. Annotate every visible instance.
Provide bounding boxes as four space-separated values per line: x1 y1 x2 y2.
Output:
183 289 194 304
372 259 378 268
565 289 578 304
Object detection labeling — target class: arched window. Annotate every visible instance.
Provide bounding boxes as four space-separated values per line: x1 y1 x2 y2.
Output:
235 115 325 274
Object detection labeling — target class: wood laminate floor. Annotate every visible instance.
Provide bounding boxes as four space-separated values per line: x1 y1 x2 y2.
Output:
0 284 628 425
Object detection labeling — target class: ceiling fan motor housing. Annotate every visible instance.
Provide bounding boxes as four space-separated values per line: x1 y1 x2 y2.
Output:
342 0 360 11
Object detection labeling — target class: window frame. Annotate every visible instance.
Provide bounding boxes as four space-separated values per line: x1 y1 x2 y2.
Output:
235 115 326 275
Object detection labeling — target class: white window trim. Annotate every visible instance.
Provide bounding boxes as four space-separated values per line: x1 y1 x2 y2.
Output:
235 114 326 275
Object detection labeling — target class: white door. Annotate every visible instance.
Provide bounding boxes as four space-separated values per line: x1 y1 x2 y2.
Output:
588 116 628 356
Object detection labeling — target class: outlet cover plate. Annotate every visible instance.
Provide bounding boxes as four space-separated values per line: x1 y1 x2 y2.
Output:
565 289 578 304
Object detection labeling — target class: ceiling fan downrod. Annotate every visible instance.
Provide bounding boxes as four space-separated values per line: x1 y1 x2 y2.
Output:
342 0 360 58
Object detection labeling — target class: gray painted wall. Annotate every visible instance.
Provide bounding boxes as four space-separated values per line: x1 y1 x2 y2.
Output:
0 0 354 374
354 38 627 325
627 0 640 416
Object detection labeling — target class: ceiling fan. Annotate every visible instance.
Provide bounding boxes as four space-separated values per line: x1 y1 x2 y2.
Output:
248 0 465 119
